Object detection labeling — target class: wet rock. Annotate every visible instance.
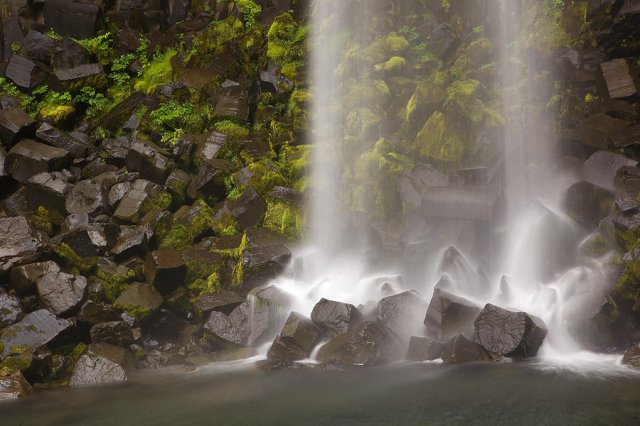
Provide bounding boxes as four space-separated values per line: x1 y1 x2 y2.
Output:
36 123 89 159
70 348 129 387
609 125 640 149
583 151 637 189
22 31 57 63
55 63 106 89
474 304 548 358
65 179 104 216
265 335 309 366
125 139 174 184
278 311 321 354
228 187 267 230
204 311 246 346
44 0 103 39
600 59 637 99
322 321 404 366
36 270 87 315
424 289 481 341
0 108 35 149
8 261 60 296
101 137 131 166
113 179 161 222
90 321 135 347
79 300 119 325
622 345 640 368
26 172 72 217
0 309 72 359
376 291 427 337
441 335 495 364
5 139 70 183
114 283 163 313
240 244 291 289
615 166 640 198
51 37 91 70
213 84 249 122
108 182 132 208
110 225 149 259
406 336 445 362
165 169 190 205
0 371 32 400
563 181 614 228
311 298 363 338
0 293 24 328
421 186 500 221
0 216 46 274
5 54 46 89
195 131 229 166
144 249 186 295
194 291 245 316
57 224 114 257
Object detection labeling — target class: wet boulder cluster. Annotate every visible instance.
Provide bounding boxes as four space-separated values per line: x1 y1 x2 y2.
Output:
1 0 309 399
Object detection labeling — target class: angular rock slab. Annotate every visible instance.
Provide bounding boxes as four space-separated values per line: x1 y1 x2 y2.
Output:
0 108 36 148
90 321 134 347
424 289 481 340
70 352 128 387
600 59 637 99
36 271 87 316
204 311 247 346
114 283 163 312
44 0 103 39
66 180 105 216
279 311 321 354
406 336 445 362
0 293 24 328
311 298 363 337
194 291 245 316
0 216 46 274
5 139 70 183
474 304 548 358
143 249 186 295
240 244 291 289
377 291 427 337
441 335 495 364
8 261 60 296
321 321 404 366
266 335 308 365
0 309 72 359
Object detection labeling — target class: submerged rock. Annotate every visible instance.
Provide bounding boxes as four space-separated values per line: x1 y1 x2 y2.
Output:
424 289 481 340
311 298 363 338
474 304 548 358
406 336 445 362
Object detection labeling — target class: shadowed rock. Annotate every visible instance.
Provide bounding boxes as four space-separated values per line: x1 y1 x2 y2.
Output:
240 245 291 289
55 64 106 89
229 187 267 230
0 216 46 274
441 335 495 364
424 288 481 340
474 304 548 358
8 261 60 296
194 291 245 316
44 0 103 39
377 291 427 337
36 123 89 159
26 172 72 219
125 140 174 184
311 298 363 337
0 293 24 328
0 310 72 360
278 311 321 354
5 54 46 89
5 139 70 183
0 108 36 148
79 300 119 325
144 249 186 295
406 336 445 362
36 270 87 315
563 181 614 228
622 345 640 368
90 321 134 347
110 225 149 259
22 30 56 63
265 335 308 366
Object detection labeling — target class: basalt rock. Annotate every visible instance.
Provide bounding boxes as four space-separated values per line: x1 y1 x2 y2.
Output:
622 345 640 368
406 336 445 362
36 270 87 316
113 179 161 223
5 139 70 183
26 172 72 218
143 249 186 295
228 187 267 230
44 0 104 39
583 151 638 189
204 311 247 346
0 371 32 400
0 108 35 149
110 225 149 259
36 123 90 159
474 304 548 358
0 293 24 328
424 289 481 341
90 321 135 347
277 311 321 354
265 335 308 366
65 179 105 216
0 216 46 274
125 139 175 184
5 54 46 90
376 291 427 337
8 261 60 296
194 291 245 316
69 344 131 387
79 300 120 325
0 310 72 360
55 64 107 90
239 244 291 289
563 181 614 228
311 298 363 338
22 31 57 63
600 58 637 99
114 283 163 313
441 335 496 364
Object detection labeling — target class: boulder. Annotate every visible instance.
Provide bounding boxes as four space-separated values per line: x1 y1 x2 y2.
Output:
54 64 107 90
0 309 72 360
26 172 72 217
5 54 46 90
583 151 637 189
195 131 229 166
376 291 427 337
0 216 46 274
240 244 291 289
0 108 36 148
8 261 60 296
36 123 90 159
36 270 87 315
22 31 57 63
311 298 363 337
110 225 149 259
44 0 104 39
622 345 640 368
600 59 637 99
278 311 321 354
212 84 249 122
609 125 640 149
563 181 614 228
90 321 134 347
0 292 24 328
615 166 640 198
113 179 161 222
69 344 131 387
108 182 132 208
144 249 186 295
114 283 163 313
57 224 115 257
441 335 495 364
424 289 481 340
165 169 190 205
51 37 92 69
79 300 119 325
125 139 174 184
5 139 70 183
194 291 245 316
406 336 444 362
474 304 548 358
0 371 32 400
265 335 308 366
228 187 267 230
101 137 131 166
203 311 246 346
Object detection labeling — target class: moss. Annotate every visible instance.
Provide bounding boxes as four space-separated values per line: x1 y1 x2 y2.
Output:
213 120 250 140
160 200 214 249
0 351 32 372
139 191 172 217
267 13 307 79
150 101 209 140
33 206 54 234
279 144 310 181
237 0 262 27
263 199 305 239
346 108 381 138
385 33 409 53
95 269 135 303
188 272 222 298
40 104 76 123
122 305 152 321
416 111 464 163
134 48 177 94
52 243 98 275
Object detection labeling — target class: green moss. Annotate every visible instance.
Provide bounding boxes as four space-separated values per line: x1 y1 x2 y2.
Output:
52 243 98 275
213 120 250 140
76 32 113 65
95 269 135 303
263 199 305 239
40 104 76 123
150 101 209 141
385 33 409 53
122 305 152 322
140 191 172 217
160 200 214 249
267 13 307 80
237 0 262 27
416 111 464 163
0 351 32 372
189 272 222 298
33 206 54 234
134 48 177 94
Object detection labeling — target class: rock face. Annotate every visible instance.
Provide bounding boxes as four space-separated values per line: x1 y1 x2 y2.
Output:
90 321 135 347
0 310 72 359
0 216 46 274
474 304 548 358
424 289 481 340
204 311 246 346
0 293 24 328
36 271 87 315
441 335 495 364
0 108 36 147
277 311 321 354
194 291 245 316
114 283 163 312
311 298 363 337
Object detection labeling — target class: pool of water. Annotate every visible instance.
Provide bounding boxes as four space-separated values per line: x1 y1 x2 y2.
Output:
2 358 640 426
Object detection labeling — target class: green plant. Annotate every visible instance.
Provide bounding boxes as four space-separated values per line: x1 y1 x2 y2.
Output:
134 48 176 94
74 86 108 119
76 32 113 64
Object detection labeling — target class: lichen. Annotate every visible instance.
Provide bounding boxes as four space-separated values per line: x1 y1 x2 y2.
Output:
134 48 177 94
263 199 305 239
52 243 98 275
95 269 136 303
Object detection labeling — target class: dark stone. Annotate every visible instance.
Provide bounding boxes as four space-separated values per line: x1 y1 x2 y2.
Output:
8 261 60 296
125 139 174 184
44 0 104 39
114 283 163 312
229 187 267 230
0 216 46 274
36 123 89 159
600 59 637 98
79 300 119 325
212 85 249 122
57 224 113 257
5 54 46 89
65 179 105 216
108 182 132 208
622 345 640 368
26 172 72 217
615 166 640 198
90 321 134 347
424 288 481 341
165 169 190 204
144 249 186 295
113 179 160 223
195 131 229 166
311 298 363 338
376 291 427 337
0 109 36 148
240 244 291 289
441 335 495 364
278 311 321 354
406 336 444 362
265 335 308 365
194 291 245 316
583 151 637 189
22 31 57 63
100 137 131 166
609 125 640 149
0 371 32 400
110 225 149 259
563 181 614 228
0 293 24 328
187 163 228 201
322 321 404 366
36 270 87 315
0 309 72 360
52 37 92 70
5 139 70 183
474 304 548 358
54 63 107 90
69 344 130 387
204 311 246 346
